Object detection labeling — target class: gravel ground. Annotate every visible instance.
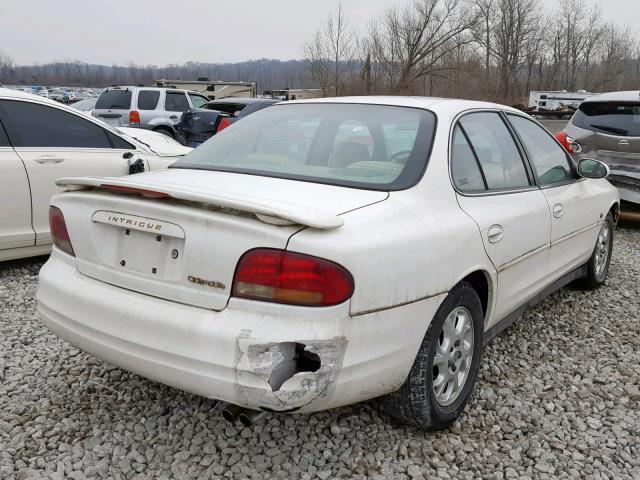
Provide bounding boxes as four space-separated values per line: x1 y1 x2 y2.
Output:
1 224 639 480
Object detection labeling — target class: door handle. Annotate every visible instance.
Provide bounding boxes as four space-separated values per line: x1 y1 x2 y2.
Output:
553 204 564 218
487 225 504 243
169 115 178 119
34 156 65 164
618 139 630 148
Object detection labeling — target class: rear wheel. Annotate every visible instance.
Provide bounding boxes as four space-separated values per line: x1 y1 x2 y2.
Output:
580 212 614 289
383 282 483 430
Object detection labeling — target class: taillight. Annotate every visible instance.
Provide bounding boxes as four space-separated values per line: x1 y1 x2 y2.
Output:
555 131 580 154
129 110 140 125
233 248 354 307
49 206 75 257
216 117 232 133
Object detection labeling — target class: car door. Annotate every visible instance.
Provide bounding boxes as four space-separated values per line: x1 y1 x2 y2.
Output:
0 120 34 251
507 114 604 279
0 99 138 246
450 111 551 324
164 91 190 127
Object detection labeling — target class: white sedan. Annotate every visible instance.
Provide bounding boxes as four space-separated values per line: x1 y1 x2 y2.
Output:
0 88 191 262
37 97 618 429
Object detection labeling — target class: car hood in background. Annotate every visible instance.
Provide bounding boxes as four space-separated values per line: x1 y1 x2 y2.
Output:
117 127 193 157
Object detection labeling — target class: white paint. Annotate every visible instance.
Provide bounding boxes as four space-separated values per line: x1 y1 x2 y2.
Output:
36 96 620 413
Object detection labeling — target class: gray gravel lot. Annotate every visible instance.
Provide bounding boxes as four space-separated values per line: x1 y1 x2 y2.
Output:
1 224 639 480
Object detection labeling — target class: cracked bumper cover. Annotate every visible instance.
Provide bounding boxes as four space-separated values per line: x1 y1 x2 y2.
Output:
37 252 446 413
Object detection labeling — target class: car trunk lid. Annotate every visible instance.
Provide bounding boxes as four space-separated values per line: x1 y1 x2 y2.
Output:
56 169 388 310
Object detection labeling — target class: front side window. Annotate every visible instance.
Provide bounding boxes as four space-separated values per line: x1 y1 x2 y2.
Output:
165 92 190 112
0 120 9 146
137 91 160 110
0 100 111 148
572 101 640 136
508 115 576 185
172 103 436 190
458 112 530 190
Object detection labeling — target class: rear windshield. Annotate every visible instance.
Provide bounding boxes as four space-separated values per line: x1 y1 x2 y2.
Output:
572 101 640 137
172 103 436 190
95 89 132 110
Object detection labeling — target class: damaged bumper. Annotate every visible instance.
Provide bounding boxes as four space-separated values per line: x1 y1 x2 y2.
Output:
37 251 445 413
596 151 640 204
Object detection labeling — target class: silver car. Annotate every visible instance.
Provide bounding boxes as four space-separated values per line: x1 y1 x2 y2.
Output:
559 91 640 205
93 86 210 139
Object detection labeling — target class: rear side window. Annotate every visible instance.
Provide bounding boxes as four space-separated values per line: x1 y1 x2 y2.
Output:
0 100 111 148
137 90 160 110
188 94 209 109
95 89 132 110
165 92 190 112
458 112 530 190
0 120 9 146
508 115 575 185
451 126 485 192
572 101 640 136
107 131 135 149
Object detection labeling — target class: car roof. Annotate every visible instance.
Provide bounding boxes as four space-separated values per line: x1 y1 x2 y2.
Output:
104 86 204 95
284 95 522 114
207 98 277 105
583 91 640 103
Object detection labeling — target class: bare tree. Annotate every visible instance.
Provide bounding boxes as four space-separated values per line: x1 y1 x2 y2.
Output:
303 2 359 96
368 0 478 94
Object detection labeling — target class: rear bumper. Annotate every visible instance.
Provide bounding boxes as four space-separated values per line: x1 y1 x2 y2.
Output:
37 250 445 413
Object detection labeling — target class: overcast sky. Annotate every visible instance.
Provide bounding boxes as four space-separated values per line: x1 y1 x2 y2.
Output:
1 0 636 66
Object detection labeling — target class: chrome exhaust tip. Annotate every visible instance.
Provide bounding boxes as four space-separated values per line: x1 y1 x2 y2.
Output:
238 410 268 427
221 404 245 422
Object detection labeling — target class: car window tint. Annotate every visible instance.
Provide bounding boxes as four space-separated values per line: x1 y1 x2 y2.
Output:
188 94 209 109
451 126 486 192
255 118 322 163
165 92 190 112
332 120 374 166
137 91 160 110
107 131 135 150
383 120 421 158
95 89 132 110
0 100 111 148
173 103 436 190
459 112 530 190
508 115 575 185
572 101 640 136
0 120 9 146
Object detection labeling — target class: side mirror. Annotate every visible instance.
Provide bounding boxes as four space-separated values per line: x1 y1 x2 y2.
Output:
577 158 609 179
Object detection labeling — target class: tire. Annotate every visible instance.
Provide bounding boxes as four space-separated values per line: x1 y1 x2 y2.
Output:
154 127 175 139
383 281 483 430
579 212 614 289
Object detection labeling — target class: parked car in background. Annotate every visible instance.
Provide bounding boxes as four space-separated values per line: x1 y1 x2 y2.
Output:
557 91 640 205
37 97 618 430
69 97 98 114
93 86 210 139
0 88 190 262
176 98 278 146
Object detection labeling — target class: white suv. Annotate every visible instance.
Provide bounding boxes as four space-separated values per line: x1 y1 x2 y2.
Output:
93 86 210 138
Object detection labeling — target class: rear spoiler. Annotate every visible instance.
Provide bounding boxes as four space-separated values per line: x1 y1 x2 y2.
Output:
55 176 344 230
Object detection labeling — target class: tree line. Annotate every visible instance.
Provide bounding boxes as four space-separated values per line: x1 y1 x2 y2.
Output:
1 0 638 104
0 56 312 94
304 0 640 104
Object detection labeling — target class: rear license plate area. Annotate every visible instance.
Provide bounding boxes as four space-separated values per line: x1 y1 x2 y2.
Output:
116 228 184 280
